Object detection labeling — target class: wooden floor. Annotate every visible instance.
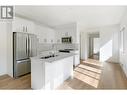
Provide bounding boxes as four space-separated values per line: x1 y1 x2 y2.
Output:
0 59 127 90
89 54 99 60
0 74 31 89
57 59 127 89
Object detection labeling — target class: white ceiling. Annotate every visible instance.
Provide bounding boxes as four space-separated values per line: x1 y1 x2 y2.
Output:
15 6 127 30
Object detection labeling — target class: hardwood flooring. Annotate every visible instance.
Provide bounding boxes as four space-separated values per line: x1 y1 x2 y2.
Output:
0 59 127 90
89 53 99 60
0 74 31 89
57 59 127 89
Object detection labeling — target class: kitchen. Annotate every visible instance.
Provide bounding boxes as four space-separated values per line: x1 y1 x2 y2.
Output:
0 6 127 90
0 6 80 89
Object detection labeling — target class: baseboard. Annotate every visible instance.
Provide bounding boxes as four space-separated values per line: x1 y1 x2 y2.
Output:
120 63 127 78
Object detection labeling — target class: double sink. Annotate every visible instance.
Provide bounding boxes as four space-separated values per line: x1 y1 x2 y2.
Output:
40 54 58 59
40 49 74 59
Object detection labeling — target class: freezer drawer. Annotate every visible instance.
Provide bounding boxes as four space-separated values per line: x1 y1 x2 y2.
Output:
14 59 30 77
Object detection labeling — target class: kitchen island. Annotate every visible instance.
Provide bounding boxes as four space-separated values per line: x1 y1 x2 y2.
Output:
31 52 75 90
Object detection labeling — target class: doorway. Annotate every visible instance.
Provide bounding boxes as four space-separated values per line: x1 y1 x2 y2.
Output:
88 33 100 60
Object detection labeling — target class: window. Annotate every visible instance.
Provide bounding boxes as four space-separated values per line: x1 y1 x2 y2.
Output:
120 26 125 53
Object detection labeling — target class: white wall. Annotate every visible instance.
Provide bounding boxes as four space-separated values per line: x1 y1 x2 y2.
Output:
80 32 88 60
0 22 7 75
7 22 13 77
93 38 100 54
80 24 119 63
119 10 127 77
0 21 12 76
89 37 94 57
99 25 119 63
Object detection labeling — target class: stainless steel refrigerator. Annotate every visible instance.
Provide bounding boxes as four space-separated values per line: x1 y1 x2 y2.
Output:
13 32 37 78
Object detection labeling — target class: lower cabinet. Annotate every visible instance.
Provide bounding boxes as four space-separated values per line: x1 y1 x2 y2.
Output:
70 50 80 67
45 56 73 89
74 54 80 67
31 56 74 90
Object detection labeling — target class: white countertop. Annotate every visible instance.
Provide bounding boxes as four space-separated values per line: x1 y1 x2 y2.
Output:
30 52 76 63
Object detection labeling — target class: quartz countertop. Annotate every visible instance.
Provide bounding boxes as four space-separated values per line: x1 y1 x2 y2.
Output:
30 52 76 63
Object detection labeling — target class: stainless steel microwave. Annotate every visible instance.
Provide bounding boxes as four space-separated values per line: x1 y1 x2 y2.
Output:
62 37 72 43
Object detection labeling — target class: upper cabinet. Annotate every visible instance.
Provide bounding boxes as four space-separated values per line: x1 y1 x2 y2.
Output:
12 17 79 44
34 24 56 44
12 17 34 34
54 23 79 44
12 17 56 44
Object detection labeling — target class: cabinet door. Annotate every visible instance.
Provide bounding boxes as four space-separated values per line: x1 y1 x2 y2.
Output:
70 51 80 66
74 55 80 66
12 17 35 33
25 20 34 34
45 63 54 89
45 29 55 43
55 30 62 43
12 17 23 32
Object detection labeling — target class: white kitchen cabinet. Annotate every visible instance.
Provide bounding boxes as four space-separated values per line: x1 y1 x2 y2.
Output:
25 20 35 34
70 50 80 67
35 24 55 44
31 55 73 90
74 54 80 67
55 23 79 44
12 17 22 32
46 30 55 43
55 30 62 43
12 17 34 34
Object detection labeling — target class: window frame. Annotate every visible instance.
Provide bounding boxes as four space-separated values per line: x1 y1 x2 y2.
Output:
120 26 125 53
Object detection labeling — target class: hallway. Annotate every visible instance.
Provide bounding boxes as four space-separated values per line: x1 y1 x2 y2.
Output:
57 59 127 89
89 53 99 60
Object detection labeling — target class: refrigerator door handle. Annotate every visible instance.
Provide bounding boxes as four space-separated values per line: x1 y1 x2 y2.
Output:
28 36 30 57
27 36 29 57
17 59 30 64
26 37 27 55
28 35 33 57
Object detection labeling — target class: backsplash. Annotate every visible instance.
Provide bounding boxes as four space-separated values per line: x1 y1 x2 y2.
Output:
37 43 79 54
37 43 53 54
54 43 79 50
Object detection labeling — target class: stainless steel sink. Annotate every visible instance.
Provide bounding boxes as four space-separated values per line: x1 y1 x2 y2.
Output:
40 54 58 59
